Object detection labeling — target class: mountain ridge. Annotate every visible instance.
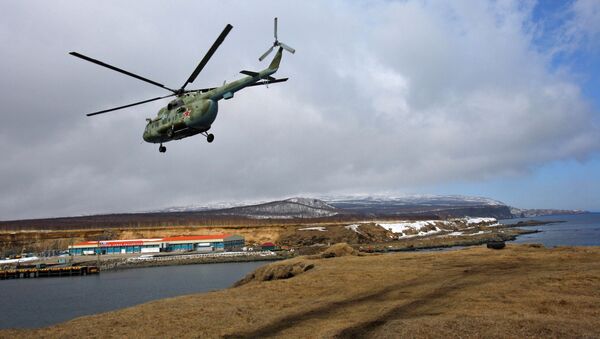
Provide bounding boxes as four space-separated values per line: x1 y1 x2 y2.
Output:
0 195 589 226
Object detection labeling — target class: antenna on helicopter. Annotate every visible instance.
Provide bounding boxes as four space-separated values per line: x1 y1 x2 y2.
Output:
259 17 296 61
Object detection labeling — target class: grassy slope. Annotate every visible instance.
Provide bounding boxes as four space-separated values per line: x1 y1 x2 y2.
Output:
2 244 600 338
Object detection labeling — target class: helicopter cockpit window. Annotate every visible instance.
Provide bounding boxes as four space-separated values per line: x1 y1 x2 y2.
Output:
177 107 186 113
167 99 184 111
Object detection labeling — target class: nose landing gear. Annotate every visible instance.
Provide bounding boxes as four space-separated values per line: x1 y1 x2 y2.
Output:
159 144 166 153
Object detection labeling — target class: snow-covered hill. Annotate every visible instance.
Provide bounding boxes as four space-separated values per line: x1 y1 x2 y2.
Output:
324 194 506 207
323 194 513 218
213 197 339 219
151 195 586 220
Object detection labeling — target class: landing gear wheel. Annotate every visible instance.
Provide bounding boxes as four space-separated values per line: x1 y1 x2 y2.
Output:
159 145 166 153
207 133 214 143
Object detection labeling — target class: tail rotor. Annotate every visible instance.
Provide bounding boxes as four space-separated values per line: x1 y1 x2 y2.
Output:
259 17 295 61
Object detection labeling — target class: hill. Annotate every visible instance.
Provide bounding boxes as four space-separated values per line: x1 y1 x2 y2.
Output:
0 195 588 232
325 195 513 218
212 197 339 219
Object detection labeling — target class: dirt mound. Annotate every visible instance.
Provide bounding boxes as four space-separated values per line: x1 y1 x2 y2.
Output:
317 243 360 258
234 243 358 286
278 225 358 248
355 223 396 242
277 223 396 249
234 260 315 287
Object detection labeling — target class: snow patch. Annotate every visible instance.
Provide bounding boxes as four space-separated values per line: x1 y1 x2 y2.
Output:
468 230 491 236
379 220 437 233
0 256 39 264
397 227 442 238
379 221 447 238
439 230 493 238
298 227 327 232
466 217 497 225
345 224 364 235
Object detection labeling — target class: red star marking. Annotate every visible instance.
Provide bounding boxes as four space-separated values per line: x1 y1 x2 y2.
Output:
183 110 191 118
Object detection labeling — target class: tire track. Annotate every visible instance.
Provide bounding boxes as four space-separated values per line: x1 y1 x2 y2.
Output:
223 272 468 338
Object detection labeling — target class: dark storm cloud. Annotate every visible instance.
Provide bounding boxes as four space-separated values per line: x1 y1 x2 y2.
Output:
0 0 598 219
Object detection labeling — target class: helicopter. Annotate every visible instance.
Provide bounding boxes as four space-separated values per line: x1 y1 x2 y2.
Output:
70 18 295 153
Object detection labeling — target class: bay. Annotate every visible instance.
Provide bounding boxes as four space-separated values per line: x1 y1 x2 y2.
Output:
501 213 600 247
0 261 264 329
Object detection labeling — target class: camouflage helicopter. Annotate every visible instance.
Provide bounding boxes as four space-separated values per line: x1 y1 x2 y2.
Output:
70 18 294 153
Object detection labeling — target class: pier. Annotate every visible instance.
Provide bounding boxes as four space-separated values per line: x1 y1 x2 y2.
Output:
0 266 99 280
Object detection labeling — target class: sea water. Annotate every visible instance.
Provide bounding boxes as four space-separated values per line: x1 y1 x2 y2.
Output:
0 261 264 329
501 213 600 247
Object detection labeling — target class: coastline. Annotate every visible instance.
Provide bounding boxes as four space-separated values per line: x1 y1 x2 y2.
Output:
98 252 290 271
1 223 545 273
4 244 599 338
357 224 541 253
95 225 540 271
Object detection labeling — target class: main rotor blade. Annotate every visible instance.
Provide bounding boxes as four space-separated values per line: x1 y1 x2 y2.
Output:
181 24 233 90
279 42 295 54
259 46 274 61
274 17 278 40
86 94 176 116
69 52 176 93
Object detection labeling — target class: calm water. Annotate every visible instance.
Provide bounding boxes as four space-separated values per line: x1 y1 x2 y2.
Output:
0 261 265 329
500 213 600 247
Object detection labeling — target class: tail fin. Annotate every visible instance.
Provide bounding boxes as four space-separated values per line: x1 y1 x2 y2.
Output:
268 47 283 70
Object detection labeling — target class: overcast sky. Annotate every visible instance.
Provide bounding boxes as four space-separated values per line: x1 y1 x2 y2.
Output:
1 0 599 220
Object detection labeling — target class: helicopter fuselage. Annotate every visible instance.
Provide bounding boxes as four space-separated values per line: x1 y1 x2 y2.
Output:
142 95 218 143
142 48 282 144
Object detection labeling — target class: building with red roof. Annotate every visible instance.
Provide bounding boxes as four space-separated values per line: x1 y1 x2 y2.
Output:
68 234 244 255
261 242 277 251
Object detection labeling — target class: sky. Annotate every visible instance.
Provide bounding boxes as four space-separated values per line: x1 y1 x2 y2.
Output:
1 0 599 220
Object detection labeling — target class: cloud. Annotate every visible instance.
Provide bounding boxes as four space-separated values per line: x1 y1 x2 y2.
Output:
0 0 598 219
535 0 600 55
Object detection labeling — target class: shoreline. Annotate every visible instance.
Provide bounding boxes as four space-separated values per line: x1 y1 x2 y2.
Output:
0 219 564 274
1 224 546 273
97 226 540 270
99 253 290 271
357 225 541 253
4 244 599 337
380 228 540 253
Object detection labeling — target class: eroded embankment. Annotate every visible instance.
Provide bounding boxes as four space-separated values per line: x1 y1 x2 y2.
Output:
3 244 599 338
0 224 293 256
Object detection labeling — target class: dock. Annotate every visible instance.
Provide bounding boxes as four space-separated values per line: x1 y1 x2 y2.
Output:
0 266 99 280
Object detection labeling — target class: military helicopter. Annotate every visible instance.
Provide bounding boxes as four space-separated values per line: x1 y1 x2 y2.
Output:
70 18 294 153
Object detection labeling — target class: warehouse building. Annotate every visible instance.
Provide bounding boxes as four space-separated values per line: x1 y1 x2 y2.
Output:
68 234 244 255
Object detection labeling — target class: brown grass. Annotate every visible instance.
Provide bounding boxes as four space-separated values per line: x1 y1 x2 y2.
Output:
2 244 600 338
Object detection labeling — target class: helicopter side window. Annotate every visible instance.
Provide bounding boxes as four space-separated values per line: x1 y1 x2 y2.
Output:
177 107 186 113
